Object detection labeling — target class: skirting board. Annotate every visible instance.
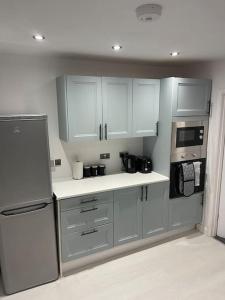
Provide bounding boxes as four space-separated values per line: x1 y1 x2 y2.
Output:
62 225 196 276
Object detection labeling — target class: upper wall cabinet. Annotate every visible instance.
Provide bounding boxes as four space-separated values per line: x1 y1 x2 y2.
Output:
57 76 102 142
57 75 160 142
102 77 132 139
133 79 160 137
172 78 211 117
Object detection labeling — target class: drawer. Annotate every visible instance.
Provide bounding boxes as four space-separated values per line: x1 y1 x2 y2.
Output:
60 191 113 211
61 201 113 234
61 223 113 262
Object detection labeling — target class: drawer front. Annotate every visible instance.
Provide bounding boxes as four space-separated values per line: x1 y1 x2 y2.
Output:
61 201 113 233
61 223 113 262
60 191 113 211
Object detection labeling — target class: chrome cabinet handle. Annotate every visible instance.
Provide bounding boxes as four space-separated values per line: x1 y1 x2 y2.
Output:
156 121 159 136
145 186 148 201
80 207 98 213
99 124 102 140
105 123 108 140
208 101 211 115
141 186 143 202
80 198 98 204
81 228 98 236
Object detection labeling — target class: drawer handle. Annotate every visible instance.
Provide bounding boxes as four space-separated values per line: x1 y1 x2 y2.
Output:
80 198 98 204
81 228 98 236
80 207 98 213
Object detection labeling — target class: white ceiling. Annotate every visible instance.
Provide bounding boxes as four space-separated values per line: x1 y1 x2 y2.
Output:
0 0 225 62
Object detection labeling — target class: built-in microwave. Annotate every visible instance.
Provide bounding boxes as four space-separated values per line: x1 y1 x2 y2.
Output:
171 120 208 162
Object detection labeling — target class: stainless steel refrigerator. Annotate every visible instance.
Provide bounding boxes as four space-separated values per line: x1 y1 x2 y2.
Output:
0 115 58 295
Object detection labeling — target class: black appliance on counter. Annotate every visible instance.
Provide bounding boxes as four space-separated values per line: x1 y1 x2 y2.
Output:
121 154 137 173
136 156 152 173
170 158 206 198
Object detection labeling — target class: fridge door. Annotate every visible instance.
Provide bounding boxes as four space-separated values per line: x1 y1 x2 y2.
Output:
0 115 52 211
0 202 58 295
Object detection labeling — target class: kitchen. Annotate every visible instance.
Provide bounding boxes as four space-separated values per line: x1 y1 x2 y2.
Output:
1 1 225 299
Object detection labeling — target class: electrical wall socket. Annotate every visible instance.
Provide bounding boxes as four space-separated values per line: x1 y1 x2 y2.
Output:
55 159 61 166
100 153 110 159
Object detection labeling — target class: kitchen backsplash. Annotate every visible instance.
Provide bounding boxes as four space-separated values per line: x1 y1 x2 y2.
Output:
51 137 143 179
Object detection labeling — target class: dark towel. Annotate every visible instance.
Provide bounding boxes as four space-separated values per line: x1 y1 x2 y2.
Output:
179 162 195 197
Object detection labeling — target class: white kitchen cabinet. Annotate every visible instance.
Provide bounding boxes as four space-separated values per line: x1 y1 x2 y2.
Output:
102 77 132 139
172 78 211 116
132 79 160 137
56 76 102 142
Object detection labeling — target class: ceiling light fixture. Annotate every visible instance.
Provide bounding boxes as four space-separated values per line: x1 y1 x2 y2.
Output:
170 51 180 57
33 34 45 41
136 4 162 22
112 44 122 51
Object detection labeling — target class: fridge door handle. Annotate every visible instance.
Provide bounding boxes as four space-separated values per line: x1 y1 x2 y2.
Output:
1 203 48 216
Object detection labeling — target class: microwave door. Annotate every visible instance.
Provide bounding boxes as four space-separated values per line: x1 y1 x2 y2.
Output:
176 126 204 148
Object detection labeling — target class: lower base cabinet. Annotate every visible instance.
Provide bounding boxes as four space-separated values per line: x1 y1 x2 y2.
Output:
114 182 168 245
169 193 203 230
114 187 142 246
59 182 203 264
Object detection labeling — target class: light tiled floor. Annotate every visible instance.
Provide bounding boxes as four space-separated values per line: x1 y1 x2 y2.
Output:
1 232 225 300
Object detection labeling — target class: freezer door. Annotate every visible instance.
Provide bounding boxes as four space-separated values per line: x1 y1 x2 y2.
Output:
0 202 58 295
0 116 52 211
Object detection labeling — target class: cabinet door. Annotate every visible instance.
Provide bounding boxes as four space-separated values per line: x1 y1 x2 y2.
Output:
132 79 160 137
102 77 132 139
172 78 211 116
143 182 168 238
114 187 142 246
66 76 102 141
169 193 203 230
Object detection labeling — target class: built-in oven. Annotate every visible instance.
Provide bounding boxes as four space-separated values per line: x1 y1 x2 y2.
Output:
171 120 208 162
170 158 206 198
170 119 208 198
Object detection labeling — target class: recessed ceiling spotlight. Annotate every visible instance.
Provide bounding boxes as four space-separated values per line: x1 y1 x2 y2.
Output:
112 44 122 51
33 34 45 41
170 51 180 57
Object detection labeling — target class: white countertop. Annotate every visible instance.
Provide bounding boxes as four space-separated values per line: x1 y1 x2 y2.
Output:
53 172 169 200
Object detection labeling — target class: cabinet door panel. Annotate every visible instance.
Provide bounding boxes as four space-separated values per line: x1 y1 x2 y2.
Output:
102 77 132 139
169 193 203 229
143 182 168 238
172 78 211 116
67 76 102 141
114 187 142 246
133 79 160 137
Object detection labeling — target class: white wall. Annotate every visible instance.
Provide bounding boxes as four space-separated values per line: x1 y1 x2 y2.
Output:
0 53 192 179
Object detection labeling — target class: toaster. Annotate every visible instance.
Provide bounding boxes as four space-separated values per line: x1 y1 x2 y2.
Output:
136 156 152 173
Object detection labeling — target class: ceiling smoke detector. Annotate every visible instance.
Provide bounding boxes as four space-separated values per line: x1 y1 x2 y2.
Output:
136 4 162 22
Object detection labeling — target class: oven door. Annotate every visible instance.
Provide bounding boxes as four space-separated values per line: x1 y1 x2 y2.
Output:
171 120 208 161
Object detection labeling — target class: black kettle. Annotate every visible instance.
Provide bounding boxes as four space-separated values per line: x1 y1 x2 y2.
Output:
122 154 137 173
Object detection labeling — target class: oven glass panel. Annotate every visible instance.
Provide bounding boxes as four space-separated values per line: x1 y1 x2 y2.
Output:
176 126 204 147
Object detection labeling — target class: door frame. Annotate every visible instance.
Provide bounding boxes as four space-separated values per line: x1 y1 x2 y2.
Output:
200 90 225 236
